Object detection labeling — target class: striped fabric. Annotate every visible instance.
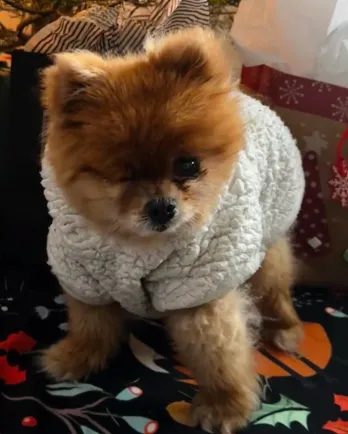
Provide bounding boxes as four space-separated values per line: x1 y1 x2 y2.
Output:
24 0 210 55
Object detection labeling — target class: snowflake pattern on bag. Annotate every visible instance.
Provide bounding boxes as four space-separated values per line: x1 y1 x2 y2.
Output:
331 97 348 123
279 79 305 105
329 159 348 207
294 152 331 257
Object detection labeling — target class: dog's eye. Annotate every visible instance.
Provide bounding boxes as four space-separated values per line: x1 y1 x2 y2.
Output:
119 165 139 183
173 157 200 180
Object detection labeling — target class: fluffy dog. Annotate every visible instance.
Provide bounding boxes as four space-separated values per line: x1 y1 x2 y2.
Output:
40 27 305 433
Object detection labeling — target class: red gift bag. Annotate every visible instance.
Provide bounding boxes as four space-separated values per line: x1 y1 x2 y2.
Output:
232 0 348 286
240 66 348 286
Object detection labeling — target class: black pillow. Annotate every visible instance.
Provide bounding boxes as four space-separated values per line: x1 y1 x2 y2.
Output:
0 51 53 266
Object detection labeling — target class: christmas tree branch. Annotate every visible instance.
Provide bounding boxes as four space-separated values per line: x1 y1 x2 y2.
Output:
1 0 62 16
17 14 43 42
0 22 19 51
0 0 239 53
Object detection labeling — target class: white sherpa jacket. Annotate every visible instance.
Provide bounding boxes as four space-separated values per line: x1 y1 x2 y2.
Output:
42 92 305 318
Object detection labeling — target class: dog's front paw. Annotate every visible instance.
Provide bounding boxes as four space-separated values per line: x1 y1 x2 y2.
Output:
271 323 304 353
40 338 108 381
192 387 259 434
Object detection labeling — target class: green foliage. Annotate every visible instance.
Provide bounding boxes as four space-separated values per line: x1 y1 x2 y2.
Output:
250 395 310 430
208 0 228 6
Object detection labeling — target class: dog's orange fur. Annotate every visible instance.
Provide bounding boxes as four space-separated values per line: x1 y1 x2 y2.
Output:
41 296 126 380
40 28 302 433
250 238 303 352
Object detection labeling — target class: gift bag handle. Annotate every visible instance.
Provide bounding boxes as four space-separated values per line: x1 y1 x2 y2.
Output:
336 126 348 177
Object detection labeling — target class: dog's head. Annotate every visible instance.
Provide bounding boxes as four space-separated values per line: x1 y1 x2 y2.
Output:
42 27 243 242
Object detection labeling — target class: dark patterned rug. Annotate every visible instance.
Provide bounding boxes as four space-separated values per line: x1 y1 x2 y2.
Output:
0 261 347 434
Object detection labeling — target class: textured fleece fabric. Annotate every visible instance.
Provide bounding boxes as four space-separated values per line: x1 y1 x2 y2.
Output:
41 92 305 318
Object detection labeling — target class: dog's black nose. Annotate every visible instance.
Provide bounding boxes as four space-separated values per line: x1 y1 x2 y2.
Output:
145 198 177 226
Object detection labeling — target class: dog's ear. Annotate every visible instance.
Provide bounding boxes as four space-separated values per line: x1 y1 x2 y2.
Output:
41 51 106 116
145 27 232 86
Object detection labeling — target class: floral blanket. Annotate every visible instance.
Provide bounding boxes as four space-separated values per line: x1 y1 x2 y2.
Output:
0 262 347 434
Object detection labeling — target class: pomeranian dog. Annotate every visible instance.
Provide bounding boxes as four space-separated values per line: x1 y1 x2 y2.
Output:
40 27 304 433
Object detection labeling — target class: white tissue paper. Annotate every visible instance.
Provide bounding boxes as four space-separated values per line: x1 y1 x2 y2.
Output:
231 0 348 87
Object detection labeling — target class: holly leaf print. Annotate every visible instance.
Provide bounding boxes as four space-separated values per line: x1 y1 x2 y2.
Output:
81 426 100 434
335 394 348 411
250 395 310 429
46 381 105 397
323 419 348 434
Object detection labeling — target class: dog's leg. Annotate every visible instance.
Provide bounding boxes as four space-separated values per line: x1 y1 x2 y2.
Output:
165 291 260 433
41 294 125 381
250 237 303 352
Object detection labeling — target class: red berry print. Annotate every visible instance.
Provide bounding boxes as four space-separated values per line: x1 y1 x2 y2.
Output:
21 416 37 427
129 386 143 397
144 420 159 434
